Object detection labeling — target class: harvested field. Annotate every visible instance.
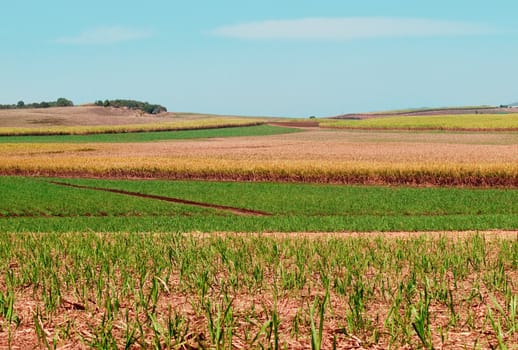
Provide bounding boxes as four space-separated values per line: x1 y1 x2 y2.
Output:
1 130 517 186
0 231 516 349
0 106 267 136
0 106 171 128
0 106 267 128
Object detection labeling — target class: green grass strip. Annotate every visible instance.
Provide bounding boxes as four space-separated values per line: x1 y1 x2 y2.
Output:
58 178 518 216
0 125 300 143
2 214 518 233
0 177 215 217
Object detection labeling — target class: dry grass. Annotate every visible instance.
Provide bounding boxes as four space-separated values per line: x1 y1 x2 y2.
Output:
0 106 170 127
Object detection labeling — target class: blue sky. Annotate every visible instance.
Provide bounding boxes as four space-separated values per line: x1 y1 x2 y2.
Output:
2 0 517 117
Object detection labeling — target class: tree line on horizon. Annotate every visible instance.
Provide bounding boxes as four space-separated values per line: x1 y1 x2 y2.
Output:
95 99 167 115
0 98 74 110
0 97 167 115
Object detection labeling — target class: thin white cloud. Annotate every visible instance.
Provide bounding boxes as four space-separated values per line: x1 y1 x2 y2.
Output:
56 26 153 45
211 17 497 40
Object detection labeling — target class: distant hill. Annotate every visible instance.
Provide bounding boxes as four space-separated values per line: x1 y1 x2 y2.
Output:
331 105 518 120
0 105 174 129
0 98 73 110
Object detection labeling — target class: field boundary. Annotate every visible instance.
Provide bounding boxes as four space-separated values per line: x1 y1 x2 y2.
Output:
49 181 272 216
2 170 514 188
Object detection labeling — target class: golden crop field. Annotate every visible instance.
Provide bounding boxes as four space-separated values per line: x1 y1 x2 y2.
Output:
321 114 518 130
1 129 517 186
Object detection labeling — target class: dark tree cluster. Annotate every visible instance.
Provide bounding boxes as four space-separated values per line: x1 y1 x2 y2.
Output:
0 98 74 109
94 99 167 115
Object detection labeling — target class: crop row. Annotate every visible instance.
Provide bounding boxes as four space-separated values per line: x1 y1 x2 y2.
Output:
1 158 517 187
0 232 515 349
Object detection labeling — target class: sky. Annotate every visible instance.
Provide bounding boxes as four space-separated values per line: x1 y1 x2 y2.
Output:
1 0 518 117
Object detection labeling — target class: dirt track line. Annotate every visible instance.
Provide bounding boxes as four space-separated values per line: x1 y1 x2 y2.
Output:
48 181 271 216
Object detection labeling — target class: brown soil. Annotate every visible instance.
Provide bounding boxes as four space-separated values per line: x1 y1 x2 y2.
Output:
1 231 516 349
0 106 177 128
0 106 259 129
49 181 271 216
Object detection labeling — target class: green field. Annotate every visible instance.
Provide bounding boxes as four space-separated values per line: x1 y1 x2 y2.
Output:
2 177 518 233
0 125 298 143
321 114 518 130
58 178 518 216
1 122 517 349
0 177 215 217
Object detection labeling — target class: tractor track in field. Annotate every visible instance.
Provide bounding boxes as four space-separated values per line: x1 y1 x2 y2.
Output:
48 181 272 217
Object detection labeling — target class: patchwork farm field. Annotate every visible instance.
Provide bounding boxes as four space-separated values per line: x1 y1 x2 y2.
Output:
0 125 299 143
1 128 517 186
0 108 517 348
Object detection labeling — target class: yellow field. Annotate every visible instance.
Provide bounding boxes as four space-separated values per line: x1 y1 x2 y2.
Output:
322 114 518 130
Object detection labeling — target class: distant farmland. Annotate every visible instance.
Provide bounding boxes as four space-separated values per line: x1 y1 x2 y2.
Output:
1 128 517 186
0 106 516 349
321 113 518 131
